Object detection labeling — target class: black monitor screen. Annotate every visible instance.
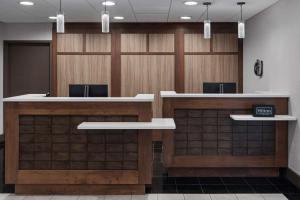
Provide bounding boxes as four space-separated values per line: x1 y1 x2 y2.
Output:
69 84 86 97
223 83 236 93
89 85 108 97
203 83 220 93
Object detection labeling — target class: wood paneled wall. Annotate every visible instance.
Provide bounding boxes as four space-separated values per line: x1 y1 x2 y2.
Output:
52 23 243 117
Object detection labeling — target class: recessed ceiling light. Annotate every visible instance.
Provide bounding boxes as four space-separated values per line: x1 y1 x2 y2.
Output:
181 16 191 20
102 1 115 6
184 1 198 6
19 1 34 6
114 16 124 20
49 16 57 20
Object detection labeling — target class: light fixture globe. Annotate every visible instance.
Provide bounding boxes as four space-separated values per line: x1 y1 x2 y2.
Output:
237 2 246 39
102 10 110 33
203 2 212 39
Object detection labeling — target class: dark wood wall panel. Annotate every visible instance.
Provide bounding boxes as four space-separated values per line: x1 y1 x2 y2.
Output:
19 115 138 170
173 109 275 156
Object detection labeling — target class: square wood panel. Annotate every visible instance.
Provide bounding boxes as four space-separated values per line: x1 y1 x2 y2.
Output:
121 34 147 52
121 55 175 117
57 55 111 96
184 55 238 93
184 34 210 52
149 34 175 52
213 33 238 52
57 34 84 52
86 34 111 52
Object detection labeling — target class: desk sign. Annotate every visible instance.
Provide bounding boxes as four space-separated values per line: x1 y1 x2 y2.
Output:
252 105 276 117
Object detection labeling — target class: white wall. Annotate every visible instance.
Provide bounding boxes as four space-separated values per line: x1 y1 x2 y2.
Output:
244 0 300 175
0 23 52 135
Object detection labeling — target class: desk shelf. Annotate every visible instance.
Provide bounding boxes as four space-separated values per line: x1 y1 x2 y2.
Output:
230 115 297 121
77 118 176 130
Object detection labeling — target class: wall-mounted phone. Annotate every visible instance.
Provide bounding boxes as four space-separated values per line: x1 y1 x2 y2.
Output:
254 59 263 77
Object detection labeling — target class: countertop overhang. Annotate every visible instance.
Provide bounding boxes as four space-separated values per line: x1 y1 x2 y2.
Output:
3 94 155 102
160 91 290 98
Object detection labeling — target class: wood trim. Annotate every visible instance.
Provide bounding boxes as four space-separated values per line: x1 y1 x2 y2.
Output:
15 102 150 116
4 103 19 184
16 170 139 185
175 28 184 93
111 30 121 96
138 104 152 184
238 38 244 93
15 184 145 195
52 24 58 96
169 168 279 177
171 156 280 168
57 52 112 55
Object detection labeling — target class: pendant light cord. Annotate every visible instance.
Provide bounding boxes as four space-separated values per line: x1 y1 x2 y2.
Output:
240 4 243 21
206 4 209 20
59 0 62 13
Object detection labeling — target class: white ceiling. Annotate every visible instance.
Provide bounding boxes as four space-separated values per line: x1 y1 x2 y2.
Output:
0 0 280 23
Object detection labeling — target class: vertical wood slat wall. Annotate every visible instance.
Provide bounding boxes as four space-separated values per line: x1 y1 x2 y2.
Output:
53 23 243 117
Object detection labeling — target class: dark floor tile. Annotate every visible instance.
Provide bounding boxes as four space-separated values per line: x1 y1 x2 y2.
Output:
152 177 163 185
268 177 294 186
177 185 203 193
202 185 228 193
222 177 247 185
151 184 177 193
226 185 255 193
176 177 200 185
199 177 223 185
252 184 280 193
284 194 300 200
244 177 270 185
145 186 152 193
163 177 176 185
276 184 300 194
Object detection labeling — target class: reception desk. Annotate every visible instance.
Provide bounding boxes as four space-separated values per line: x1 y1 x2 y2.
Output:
161 91 291 177
4 94 161 194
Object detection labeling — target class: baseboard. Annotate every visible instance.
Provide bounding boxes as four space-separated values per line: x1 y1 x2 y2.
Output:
284 168 300 189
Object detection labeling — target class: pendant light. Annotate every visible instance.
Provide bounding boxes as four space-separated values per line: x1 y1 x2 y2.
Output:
203 2 212 39
237 2 245 39
56 0 65 33
102 0 110 33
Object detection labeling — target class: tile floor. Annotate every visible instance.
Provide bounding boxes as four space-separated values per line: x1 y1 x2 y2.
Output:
0 194 291 200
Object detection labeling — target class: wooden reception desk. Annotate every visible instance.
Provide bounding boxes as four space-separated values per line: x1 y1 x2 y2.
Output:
161 91 293 177
3 94 164 194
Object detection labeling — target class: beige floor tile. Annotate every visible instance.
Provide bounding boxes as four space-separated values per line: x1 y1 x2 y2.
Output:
51 195 79 200
78 196 105 200
184 194 211 200
235 194 264 200
210 194 237 200
261 194 288 200
157 194 184 200
104 195 131 200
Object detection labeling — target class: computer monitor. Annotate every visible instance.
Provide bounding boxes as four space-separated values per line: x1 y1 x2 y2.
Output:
88 84 108 97
203 83 220 93
223 83 236 93
69 84 87 97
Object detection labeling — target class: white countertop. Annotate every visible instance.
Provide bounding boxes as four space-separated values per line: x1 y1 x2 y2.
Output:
3 94 154 102
160 91 290 98
77 118 176 130
230 115 297 121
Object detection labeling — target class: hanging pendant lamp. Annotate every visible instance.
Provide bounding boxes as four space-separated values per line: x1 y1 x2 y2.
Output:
102 0 110 33
237 2 246 39
56 0 65 33
203 2 212 39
